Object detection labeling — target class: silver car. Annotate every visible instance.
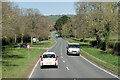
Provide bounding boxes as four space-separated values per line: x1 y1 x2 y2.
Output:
66 43 80 56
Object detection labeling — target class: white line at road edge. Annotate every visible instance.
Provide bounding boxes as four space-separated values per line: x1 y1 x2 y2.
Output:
66 67 70 71
65 39 119 79
63 60 65 63
29 32 57 79
81 55 119 79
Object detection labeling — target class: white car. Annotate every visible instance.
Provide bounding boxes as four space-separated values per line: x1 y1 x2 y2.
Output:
40 52 58 69
66 43 80 56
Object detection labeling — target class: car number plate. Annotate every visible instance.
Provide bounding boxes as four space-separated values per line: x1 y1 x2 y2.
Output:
47 62 52 64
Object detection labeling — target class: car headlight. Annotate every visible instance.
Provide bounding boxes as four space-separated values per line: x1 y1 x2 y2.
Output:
68 49 71 52
77 49 80 52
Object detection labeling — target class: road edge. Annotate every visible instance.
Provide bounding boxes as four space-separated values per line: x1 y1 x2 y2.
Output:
28 36 57 79
64 39 119 79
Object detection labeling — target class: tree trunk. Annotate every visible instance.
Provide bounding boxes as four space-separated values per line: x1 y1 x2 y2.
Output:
21 33 23 44
31 36 33 45
104 23 110 51
104 37 109 51
15 34 17 44
94 29 101 48
96 35 101 48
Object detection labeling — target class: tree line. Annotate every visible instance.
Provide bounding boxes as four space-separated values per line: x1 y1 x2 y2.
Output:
54 2 119 55
2 2 51 45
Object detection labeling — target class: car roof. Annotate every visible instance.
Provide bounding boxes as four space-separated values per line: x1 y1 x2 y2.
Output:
68 43 79 45
42 52 55 55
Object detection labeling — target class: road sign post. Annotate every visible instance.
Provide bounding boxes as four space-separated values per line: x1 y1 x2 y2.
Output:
27 45 30 58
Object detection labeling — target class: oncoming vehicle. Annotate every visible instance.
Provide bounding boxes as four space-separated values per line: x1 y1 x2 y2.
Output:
55 34 58 38
40 52 58 69
66 43 80 56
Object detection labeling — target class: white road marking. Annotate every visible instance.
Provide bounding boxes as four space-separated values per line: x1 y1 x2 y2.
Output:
63 60 65 63
29 32 57 78
81 55 119 79
66 67 70 71
65 40 119 79
29 59 40 79
61 43 62 55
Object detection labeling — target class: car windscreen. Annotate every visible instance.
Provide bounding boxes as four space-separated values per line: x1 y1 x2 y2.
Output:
43 54 55 58
69 45 80 48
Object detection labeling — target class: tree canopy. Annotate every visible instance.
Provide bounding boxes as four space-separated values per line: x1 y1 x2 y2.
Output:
2 2 51 45
54 15 70 31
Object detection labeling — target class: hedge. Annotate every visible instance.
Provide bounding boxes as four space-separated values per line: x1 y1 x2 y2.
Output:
70 37 120 56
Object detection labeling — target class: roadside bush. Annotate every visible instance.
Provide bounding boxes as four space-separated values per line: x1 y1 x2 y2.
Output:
100 41 106 51
108 41 114 48
106 48 114 55
113 42 120 56
105 41 120 56
84 40 91 43
89 40 97 47
80 39 84 42
84 40 88 42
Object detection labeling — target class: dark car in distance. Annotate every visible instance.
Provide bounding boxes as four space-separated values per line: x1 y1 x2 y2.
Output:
20 43 27 48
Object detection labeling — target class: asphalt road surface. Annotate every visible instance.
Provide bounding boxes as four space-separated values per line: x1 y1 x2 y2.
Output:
30 32 118 79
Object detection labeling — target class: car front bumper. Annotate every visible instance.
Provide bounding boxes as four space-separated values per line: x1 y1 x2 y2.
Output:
67 51 80 55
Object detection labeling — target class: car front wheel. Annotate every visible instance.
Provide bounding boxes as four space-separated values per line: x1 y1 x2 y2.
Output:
67 51 69 55
40 66 43 69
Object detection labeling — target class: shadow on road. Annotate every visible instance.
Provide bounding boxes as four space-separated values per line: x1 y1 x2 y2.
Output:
67 54 79 56
41 65 58 69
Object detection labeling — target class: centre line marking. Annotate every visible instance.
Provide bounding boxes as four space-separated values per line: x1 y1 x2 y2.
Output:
66 67 70 71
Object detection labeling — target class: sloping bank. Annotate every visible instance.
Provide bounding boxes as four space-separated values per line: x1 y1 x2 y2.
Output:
63 38 119 76
2 38 56 78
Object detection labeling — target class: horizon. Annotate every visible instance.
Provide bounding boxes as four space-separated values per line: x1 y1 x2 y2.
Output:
15 2 76 16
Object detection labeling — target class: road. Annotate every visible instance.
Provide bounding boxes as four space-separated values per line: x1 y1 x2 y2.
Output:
30 32 118 79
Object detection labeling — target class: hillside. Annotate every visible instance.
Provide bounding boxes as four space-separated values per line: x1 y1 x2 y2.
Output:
46 15 75 22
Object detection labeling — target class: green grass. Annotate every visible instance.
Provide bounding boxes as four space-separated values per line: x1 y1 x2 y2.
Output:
79 36 120 41
28 38 55 47
0 59 1 79
81 51 119 72
2 38 56 78
80 38 96 40
63 38 119 73
2 46 46 78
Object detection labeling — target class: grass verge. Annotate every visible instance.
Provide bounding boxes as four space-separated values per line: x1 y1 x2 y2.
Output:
2 38 56 78
2 47 46 78
28 38 55 47
63 38 119 74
